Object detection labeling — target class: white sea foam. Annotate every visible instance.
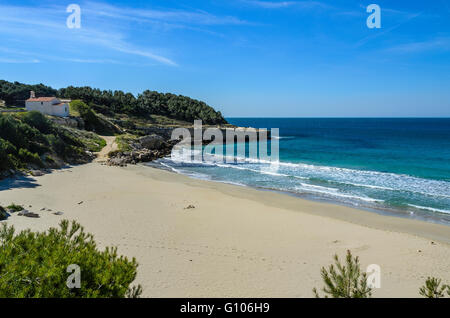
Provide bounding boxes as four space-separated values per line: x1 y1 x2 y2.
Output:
299 183 339 192
265 161 450 199
217 180 248 187
294 185 382 203
158 155 450 210
271 136 294 140
335 182 396 191
407 204 450 215
159 162 181 173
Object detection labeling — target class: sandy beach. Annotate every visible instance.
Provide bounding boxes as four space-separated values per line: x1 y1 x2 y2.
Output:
0 162 449 298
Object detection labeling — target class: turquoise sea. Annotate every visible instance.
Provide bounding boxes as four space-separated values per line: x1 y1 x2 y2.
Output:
153 118 450 225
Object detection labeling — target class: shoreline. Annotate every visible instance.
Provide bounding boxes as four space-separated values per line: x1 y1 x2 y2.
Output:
146 163 450 244
150 160 450 228
1 162 449 297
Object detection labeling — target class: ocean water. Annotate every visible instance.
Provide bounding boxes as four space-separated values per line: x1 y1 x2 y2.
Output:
152 118 450 225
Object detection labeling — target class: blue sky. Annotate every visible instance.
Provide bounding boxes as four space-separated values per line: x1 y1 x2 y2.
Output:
1 0 449 117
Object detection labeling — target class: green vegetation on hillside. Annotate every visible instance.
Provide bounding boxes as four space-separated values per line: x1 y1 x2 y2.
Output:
0 79 229 177
0 220 142 297
0 111 104 176
0 80 227 125
70 100 118 135
60 86 226 124
0 80 57 106
114 134 140 153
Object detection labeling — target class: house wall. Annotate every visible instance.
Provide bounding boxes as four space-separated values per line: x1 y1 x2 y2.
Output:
25 101 51 114
25 100 69 117
52 104 70 117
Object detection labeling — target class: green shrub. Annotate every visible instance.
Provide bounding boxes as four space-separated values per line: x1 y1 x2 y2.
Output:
79 133 106 152
0 114 48 171
70 100 116 135
7 154 21 169
6 203 23 212
0 220 142 298
313 250 372 298
71 100 99 130
0 206 7 221
0 112 104 177
18 148 43 167
116 134 137 152
419 277 449 298
44 154 56 165
0 137 16 154
0 138 17 170
19 111 53 134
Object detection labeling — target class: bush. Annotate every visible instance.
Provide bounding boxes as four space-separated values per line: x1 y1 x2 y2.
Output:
71 100 99 130
70 100 116 135
6 203 23 212
0 113 103 176
313 250 372 298
0 138 17 170
0 220 142 297
18 148 43 166
419 277 450 298
0 206 7 221
19 111 53 134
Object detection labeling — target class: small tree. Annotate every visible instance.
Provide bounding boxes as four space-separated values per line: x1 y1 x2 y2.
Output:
313 250 372 298
0 220 142 298
419 277 449 298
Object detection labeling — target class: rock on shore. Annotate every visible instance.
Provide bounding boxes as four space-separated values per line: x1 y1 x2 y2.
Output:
106 134 177 167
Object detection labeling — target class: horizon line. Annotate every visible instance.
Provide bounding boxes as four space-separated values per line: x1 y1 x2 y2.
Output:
225 116 450 119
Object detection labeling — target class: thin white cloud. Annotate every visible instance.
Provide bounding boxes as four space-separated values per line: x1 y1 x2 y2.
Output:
0 57 40 63
0 2 254 66
110 45 178 66
354 12 422 48
242 0 331 10
358 4 424 19
54 57 119 64
84 1 249 25
0 3 213 66
385 37 450 54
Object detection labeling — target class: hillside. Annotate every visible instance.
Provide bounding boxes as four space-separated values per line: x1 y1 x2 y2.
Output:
0 79 232 178
0 111 105 178
0 80 227 125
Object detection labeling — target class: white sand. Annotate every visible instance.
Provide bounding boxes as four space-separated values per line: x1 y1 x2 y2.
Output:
0 163 449 297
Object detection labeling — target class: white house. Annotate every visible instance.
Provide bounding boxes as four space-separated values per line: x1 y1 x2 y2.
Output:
25 91 70 117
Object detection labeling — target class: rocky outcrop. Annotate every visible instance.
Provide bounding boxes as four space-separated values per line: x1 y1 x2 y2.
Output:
107 149 165 166
106 135 178 167
49 116 84 129
138 134 166 150
29 170 46 177
105 125 270 167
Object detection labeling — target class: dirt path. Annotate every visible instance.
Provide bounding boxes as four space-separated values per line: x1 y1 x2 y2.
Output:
95 135 118 162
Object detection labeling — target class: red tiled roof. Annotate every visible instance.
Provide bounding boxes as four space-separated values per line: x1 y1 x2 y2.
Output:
26 97 57 102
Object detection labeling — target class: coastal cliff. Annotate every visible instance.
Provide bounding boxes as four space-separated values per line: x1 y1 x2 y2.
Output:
0 80 268 176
